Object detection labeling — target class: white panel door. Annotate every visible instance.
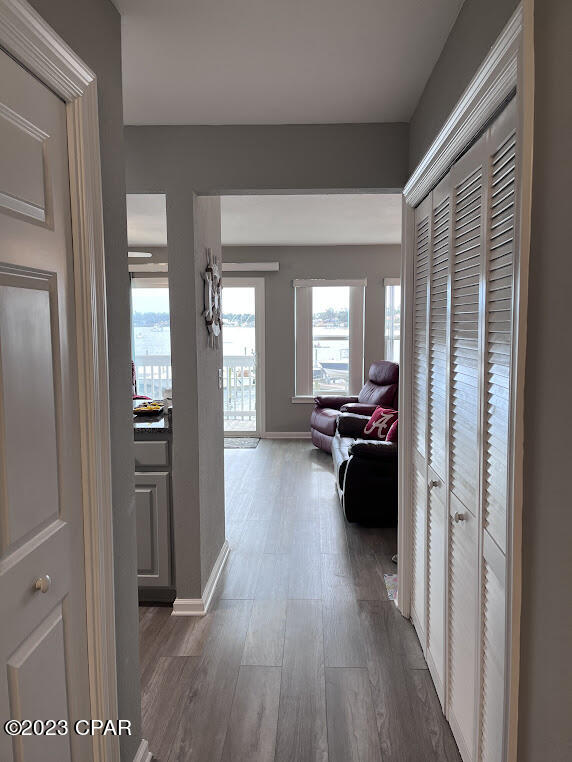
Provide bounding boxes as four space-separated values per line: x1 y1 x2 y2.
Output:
0 50 91 761
410 195 431 641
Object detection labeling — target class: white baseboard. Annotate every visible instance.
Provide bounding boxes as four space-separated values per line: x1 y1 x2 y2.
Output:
133 738 152 762
172 540 230 616
261 431 311 439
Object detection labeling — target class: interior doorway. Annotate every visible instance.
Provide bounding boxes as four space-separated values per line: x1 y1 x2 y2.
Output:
222 277 265 436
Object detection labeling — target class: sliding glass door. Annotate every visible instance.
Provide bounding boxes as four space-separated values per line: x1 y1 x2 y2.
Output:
222 278 265 435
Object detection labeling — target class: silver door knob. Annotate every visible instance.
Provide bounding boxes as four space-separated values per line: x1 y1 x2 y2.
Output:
453 512 465 523
34 575 51 593
428 479 440 490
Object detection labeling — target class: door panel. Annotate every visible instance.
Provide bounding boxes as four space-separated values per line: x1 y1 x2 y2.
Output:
428 186 450 481
482 107 517 555
7 608 71 762
448 493 478 759
480 534 506 762
136 472 171 586
449 154 485 518
411 450 427 637
0 96 47 222
412 198 431 461
0 48 91 762
0 279 59 548
426 467 446 701
410 195 431 643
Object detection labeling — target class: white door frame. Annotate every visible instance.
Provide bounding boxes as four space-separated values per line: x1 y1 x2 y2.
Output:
0 2 119 761
397 4 533 761
222 277 266 436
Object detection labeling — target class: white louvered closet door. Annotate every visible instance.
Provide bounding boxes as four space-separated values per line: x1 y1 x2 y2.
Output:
447 126 488 761
478 97 517 762
407 97 518 762
425 175 451 701
410 194 431 640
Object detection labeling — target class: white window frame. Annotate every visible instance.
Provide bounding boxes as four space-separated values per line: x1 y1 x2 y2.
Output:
292 278 366 401
384 277 401 363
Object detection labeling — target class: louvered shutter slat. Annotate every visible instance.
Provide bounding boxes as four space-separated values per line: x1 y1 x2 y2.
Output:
483 131 516 553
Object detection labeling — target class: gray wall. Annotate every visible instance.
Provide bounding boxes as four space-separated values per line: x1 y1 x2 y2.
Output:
222 245 401 432
195 198 226 588
409 0 572 757
27 1 140 760
168 195 226 599
125 125 409 601
125 123 408 194
519 0 572 758
408 0 519 170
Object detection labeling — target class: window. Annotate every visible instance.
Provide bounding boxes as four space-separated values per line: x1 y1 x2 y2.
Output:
294 279 365 397
131 277 172 398
384 278 401 364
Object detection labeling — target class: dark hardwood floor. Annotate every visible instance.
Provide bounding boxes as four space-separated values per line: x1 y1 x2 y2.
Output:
140 439 460 762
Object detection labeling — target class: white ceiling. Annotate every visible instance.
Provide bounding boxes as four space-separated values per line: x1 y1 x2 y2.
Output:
114 0 463 125
220 194 401 246
127 194 168 245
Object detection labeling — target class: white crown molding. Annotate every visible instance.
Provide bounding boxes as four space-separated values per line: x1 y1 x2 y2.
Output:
0 3 119 761
172 540 230 616
0 0 94 99
132 739 152 762
404 3 523 207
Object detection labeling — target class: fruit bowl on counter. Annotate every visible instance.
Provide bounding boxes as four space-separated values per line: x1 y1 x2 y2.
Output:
133 400 165 416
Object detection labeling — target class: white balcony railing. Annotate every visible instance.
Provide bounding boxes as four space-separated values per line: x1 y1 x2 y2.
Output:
224 355 256 424
134 355 172 399
134 353 256 427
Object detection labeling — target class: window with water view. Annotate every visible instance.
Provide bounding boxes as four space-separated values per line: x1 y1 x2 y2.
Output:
312 286 350 394
131 278 172 399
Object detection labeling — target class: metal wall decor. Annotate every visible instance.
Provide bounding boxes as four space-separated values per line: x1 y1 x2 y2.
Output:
202 247 223 348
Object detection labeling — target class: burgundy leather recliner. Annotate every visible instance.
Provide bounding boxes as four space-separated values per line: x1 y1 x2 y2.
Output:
310 361 399 453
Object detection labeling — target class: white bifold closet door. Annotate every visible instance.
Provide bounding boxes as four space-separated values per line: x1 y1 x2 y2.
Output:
410 194 431 642
409 96 518 762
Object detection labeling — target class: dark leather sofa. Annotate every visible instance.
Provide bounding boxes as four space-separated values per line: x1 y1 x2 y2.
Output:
310 361 399 453
332 413 398 525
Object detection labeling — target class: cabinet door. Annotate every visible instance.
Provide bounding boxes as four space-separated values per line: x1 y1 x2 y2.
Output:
135 472 171 587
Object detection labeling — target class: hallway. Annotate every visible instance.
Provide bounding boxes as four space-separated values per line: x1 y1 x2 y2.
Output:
139 440 460 761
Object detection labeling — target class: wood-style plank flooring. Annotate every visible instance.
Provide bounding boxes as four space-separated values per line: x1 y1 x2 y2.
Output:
140 440 460 762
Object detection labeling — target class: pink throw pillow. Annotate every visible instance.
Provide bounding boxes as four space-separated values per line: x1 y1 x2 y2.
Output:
386 419 398 442
363 406 398 440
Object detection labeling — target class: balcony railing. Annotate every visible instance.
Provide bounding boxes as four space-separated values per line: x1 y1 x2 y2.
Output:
134 353 256 428
134 355 172 399
224 355 256 426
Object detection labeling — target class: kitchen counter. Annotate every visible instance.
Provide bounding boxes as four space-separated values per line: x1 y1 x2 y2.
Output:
133 403 172 435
